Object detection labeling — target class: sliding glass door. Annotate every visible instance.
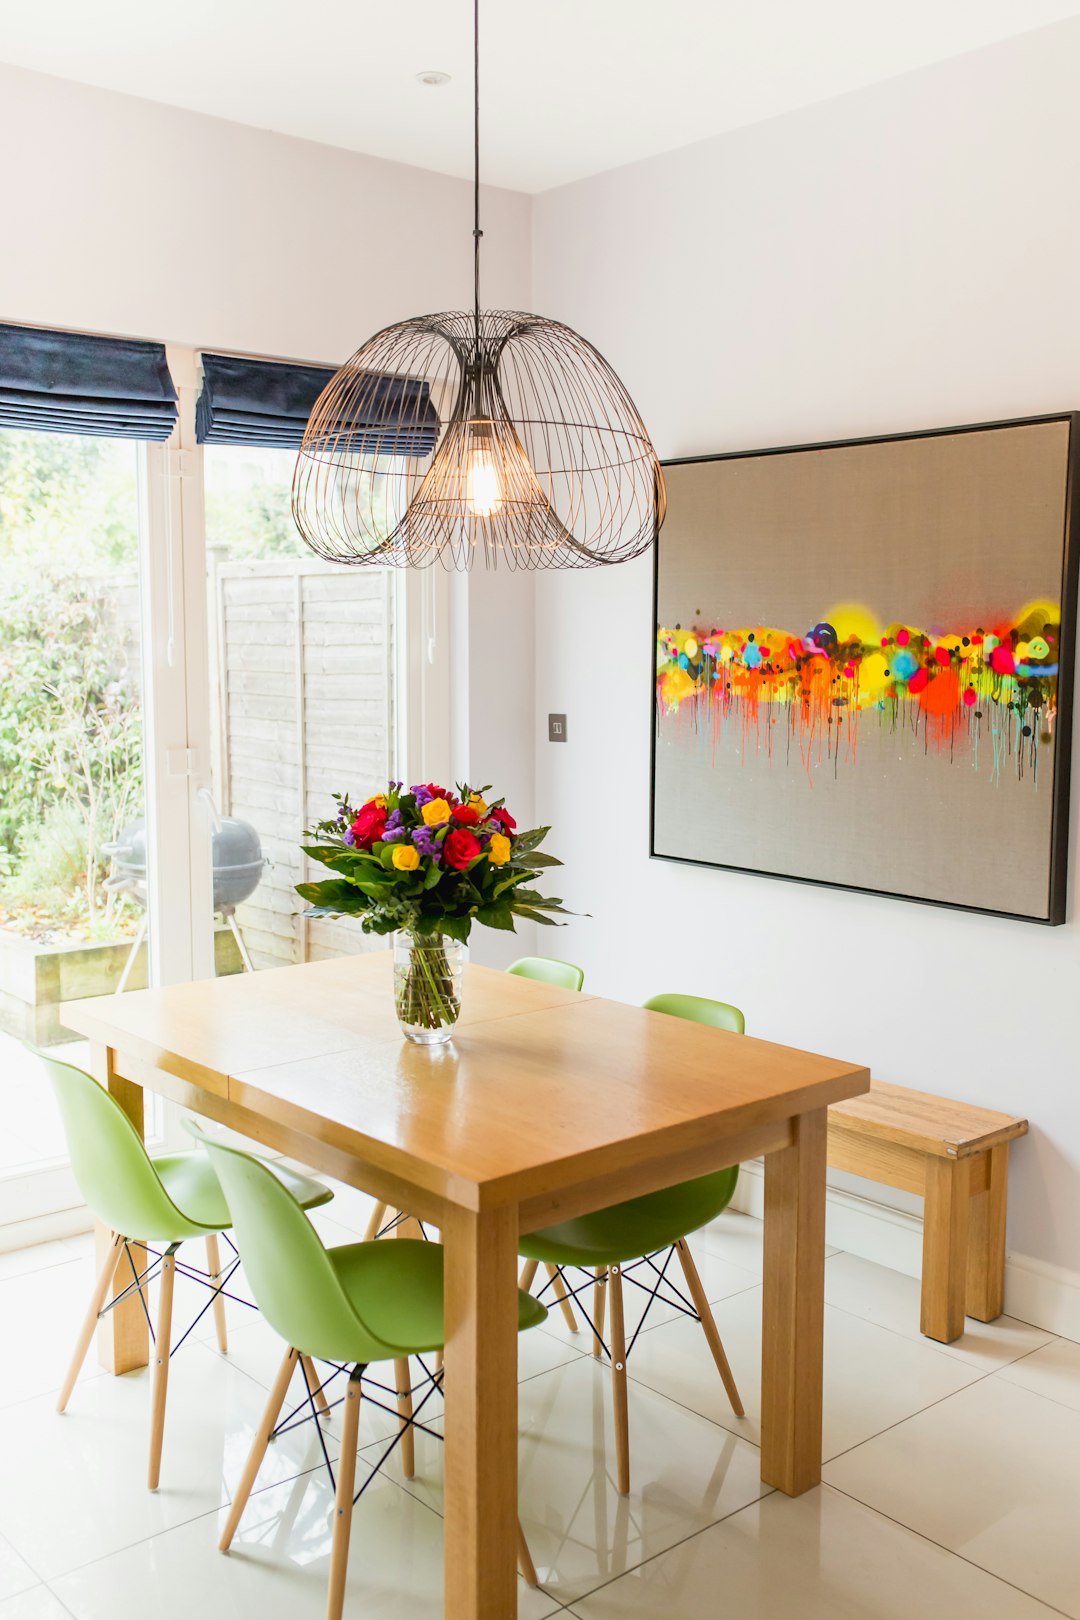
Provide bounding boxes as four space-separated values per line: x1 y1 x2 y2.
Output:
0 426 158 1228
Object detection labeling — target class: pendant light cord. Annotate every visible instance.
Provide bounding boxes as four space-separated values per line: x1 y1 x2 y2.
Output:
473 0 482 352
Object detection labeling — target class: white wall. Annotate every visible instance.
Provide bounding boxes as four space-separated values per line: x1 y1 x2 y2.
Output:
531 19 1080 1294
0 63 531 363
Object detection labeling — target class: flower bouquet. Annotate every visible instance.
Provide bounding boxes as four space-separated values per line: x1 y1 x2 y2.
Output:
297 782 571 1043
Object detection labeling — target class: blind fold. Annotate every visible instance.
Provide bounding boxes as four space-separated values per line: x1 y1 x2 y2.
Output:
196 352 439 455
0 323 178 441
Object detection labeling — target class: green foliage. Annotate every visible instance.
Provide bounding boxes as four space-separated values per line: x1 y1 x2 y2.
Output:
0 430 138 570
0 570 143 933
0 428 144 937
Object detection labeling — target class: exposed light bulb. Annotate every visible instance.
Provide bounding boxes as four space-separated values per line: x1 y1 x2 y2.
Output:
465 427 502 516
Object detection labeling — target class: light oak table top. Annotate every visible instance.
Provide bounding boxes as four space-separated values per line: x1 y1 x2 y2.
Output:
64 953 869 1620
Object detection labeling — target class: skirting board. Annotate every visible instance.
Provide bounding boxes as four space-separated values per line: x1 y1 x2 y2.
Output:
731 1160 1080 1343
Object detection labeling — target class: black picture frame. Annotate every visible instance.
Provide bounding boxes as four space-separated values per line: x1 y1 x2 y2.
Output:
649 412 1080 925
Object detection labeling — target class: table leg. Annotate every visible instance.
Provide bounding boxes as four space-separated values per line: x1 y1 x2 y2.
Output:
442 1203 519 1620
966 1144 1008 1322
88 1041 150 1375
761 1107 827 1495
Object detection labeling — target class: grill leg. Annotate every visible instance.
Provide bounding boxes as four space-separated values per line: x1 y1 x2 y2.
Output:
224 910 255 973
115 914 148 995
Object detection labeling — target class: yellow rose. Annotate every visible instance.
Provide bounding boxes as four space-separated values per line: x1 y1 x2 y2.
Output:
488 832 511 866
366 793 387 809
392 844 420 870
468 792 489 814
421 797 452 827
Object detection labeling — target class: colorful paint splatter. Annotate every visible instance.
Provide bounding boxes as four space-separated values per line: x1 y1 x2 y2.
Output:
656 602 1061 783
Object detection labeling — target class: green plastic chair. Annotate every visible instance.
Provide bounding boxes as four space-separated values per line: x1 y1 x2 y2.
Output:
518 992 746 1494
195 1129 548 1615
507 955 585 992
34 1046 331 1489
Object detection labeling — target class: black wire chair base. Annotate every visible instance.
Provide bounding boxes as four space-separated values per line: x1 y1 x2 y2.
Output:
531 1246 701 1364
271 1352 446 1508
102 1233 257 1355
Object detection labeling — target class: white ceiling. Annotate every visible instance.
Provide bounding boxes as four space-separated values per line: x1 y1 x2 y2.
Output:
0 0 1077 192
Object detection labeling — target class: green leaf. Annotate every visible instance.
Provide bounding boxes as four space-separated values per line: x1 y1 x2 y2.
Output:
439 913 473 943
515 850 562 868
476 900 516 931
295 879 368 911
512 906 563 927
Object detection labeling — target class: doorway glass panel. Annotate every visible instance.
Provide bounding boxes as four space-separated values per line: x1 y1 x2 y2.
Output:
0 427 152 1191
203 444 395 972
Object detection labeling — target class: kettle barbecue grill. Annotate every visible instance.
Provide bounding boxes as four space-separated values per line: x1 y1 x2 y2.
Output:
104 811 266 991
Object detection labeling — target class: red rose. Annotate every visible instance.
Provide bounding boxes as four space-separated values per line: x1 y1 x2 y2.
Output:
452 804 481 826
491 806 516 832
423 783 455 805
351 803 387 849
444 828 482 870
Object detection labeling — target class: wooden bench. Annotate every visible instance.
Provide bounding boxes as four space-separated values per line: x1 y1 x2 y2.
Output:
827 1081 1028 1344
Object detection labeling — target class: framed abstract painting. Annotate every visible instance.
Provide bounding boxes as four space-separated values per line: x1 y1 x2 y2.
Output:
651 414 1080 923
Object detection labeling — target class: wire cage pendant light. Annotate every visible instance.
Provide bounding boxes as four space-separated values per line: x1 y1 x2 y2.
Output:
292 4 665 571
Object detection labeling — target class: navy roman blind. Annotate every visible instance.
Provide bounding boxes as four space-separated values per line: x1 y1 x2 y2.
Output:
0 323 178 440
195 352 440 455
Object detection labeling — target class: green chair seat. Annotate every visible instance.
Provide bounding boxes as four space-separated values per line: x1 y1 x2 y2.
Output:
518 1166 739 1268
328 1238 547 1357
152 1151 332 1241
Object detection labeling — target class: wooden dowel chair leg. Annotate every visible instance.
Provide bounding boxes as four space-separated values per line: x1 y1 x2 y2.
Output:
608 1264 630 1495
364 1202 389 1242
327 1368 363 1620
518 1258 539 1293
57 1231 125 1414
394 1356 415 1479
206 1233 228 1355
301 1355 332 1419
147 1245 178 1490
546 1263 579 1332
592 1267 608 1359
675 1238 744 1417
516 1519 539 1587
220 1347 299 1551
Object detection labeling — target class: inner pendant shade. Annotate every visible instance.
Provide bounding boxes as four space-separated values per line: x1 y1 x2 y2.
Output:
292 309 665 570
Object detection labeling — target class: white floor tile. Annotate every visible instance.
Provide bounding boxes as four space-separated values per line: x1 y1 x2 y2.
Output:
0 1341 331 1581
624 1286 982 1459
569 1484 1061 1619
387 1354 768 1606
822 1375 1080 1618
995 1335 1080 1413
0 1535 37 1605
0 1257 107 1412
691 1207 840 1275
823 1252 1055 1369
50 1468 562 1620
0 1589 74 1619
0 1239 85 1283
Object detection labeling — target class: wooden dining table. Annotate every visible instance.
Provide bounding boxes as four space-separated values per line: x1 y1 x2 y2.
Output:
64 952 868 1620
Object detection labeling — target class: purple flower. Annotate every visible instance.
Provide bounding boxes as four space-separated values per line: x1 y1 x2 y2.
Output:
411 825 442 862
412 784 434 806
382 826 407 843
343 828 356 847
385 807 404 829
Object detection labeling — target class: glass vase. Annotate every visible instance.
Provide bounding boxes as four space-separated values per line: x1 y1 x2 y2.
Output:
393 930 465 1045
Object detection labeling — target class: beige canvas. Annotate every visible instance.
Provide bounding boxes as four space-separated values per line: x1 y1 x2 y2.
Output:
652 419 1075 920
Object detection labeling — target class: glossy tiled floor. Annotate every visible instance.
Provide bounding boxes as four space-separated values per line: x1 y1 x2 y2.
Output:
0 1201 1076 1619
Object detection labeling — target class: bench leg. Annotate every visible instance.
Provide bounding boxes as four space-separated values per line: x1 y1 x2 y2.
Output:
921 1157 971 1344
966 1144 1008 1322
